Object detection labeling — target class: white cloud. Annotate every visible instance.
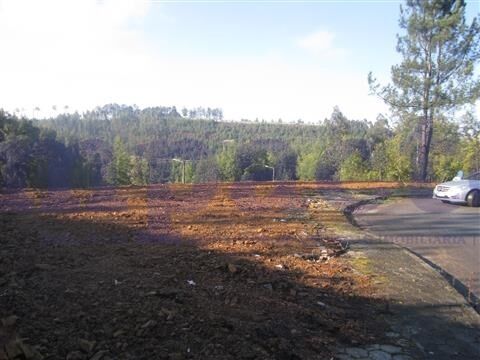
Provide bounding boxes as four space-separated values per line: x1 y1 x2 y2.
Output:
296 30 346 59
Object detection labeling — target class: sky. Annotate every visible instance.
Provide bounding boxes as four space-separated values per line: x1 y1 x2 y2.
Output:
0 0 479 123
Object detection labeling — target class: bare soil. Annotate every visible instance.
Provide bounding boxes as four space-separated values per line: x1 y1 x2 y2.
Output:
0 182 429 360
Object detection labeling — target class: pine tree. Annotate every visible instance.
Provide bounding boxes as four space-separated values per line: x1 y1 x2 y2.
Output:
369 0 480 181
129 156 150 185
108 137 130 185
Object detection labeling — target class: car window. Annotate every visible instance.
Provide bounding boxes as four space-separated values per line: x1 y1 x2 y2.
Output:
466 172 480 180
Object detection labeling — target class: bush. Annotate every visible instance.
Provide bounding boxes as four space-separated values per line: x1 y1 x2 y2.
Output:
338 152 368 181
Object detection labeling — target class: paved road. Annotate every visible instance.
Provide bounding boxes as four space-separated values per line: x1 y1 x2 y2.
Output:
354 198 480 299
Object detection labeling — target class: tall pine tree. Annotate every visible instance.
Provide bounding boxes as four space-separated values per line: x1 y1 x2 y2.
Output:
369 0 479 180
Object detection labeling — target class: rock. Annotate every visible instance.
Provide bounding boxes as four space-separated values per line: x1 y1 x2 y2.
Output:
345 347 368 358
165 310 176 321
335 354 353 360
78 339 96 353
385 332 400 338
89 351 108 360
227 263 238 274
370 350 392 360
66 351 85 360
392 355 413 360
113 329 124 338
263 283 273 291
379 345 402 354
141 320 157 329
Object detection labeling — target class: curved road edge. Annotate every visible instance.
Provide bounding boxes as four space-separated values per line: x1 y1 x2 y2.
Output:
344 196 480 313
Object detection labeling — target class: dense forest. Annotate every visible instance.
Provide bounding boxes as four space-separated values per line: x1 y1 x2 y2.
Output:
1 103 478 188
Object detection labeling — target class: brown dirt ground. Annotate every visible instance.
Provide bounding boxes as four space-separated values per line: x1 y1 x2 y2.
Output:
0 182 431 360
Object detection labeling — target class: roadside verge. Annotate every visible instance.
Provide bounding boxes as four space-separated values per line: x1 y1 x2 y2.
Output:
308 190 480 360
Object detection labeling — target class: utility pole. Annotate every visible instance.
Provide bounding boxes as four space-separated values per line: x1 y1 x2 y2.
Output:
172 158 193 184
182 160 185 184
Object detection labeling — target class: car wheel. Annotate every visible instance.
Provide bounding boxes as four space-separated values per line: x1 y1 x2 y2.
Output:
441 200 450 204
466 190 480 207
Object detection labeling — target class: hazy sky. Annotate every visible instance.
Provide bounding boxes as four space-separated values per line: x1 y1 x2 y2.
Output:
0 0 479 122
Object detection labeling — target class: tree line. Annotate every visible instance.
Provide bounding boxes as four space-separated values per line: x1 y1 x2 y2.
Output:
1 103 478 189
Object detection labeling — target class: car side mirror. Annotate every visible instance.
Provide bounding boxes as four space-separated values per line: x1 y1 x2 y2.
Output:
452 170 464 181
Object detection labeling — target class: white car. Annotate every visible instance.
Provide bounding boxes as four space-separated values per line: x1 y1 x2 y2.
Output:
433 171 480 207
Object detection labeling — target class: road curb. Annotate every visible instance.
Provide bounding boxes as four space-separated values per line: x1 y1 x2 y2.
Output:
343 196 480 313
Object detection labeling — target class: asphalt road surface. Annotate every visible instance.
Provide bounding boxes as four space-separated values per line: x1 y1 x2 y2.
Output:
354 198 480 300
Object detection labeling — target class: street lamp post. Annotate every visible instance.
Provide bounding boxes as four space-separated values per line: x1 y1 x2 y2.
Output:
172 158 186 184
264 165 275 182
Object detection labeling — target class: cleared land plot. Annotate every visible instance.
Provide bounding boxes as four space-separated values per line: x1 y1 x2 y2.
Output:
0 182 428 359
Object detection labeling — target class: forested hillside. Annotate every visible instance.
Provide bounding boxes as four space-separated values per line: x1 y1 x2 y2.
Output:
0 111 93 188
1 104 479 188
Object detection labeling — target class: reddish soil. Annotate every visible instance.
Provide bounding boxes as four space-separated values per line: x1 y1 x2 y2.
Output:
0 182 428 359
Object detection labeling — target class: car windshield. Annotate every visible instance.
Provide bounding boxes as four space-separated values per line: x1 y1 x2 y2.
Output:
465 172 480 180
